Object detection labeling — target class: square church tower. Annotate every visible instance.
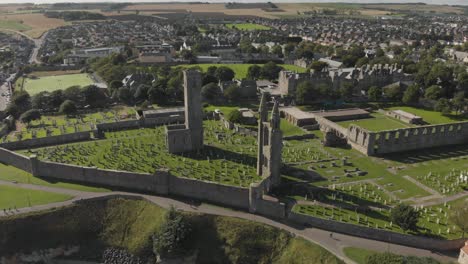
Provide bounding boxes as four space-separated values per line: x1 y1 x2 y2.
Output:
166 70 204 153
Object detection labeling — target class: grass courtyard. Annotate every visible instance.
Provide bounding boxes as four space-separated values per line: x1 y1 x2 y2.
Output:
225 23 271 31
16 73 95 95
337 112 414 132
0 20 32 31
387 106 468 124
0 185 72 209
177 63 307 79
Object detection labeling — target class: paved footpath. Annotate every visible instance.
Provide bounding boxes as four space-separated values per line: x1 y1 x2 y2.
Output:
0 181 459 264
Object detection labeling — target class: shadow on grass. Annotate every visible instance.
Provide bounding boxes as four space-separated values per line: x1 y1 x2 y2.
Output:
381 143 468 163
175 145 257 166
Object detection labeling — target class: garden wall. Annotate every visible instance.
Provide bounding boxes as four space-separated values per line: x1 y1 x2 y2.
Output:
288 211 466 251
96 120 141 133
0 148 31 172
0 131 93 150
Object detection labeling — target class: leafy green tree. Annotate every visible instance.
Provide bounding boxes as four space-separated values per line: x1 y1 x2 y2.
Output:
110 80 123 91
6 91 31 118
402 84 420 105
309 61 328 72
50 90 64 109
296 80 316 105
452 92 466 115
148 85 167 105
59 100 77 115
226 109 243 123
390 204 419 231
206 66 217 76
284 43 295 56
435 98 452 116
424 85 442 100
223 84 241 101
152 207 191 259
215 66 235 82
340 83 354 99
247 65 261 80
19 109 41 123
385 84 403 101
32 91 51 110
260 61 283 81
118 87 133 104
239 38 256 54
201 83 221 102
81 85 106 107
368 86 382 101
271 45 283 58
63 86 83 104
167 76 183 101
134 84 150 102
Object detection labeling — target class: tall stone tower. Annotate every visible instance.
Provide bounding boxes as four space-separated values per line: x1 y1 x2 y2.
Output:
184 70 204 150
165 70 204 153
257 94 283 189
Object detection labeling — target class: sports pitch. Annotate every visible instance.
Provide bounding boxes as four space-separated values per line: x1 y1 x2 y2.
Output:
18 73 95 95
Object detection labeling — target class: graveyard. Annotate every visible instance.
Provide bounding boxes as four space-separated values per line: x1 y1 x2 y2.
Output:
1 106 137 143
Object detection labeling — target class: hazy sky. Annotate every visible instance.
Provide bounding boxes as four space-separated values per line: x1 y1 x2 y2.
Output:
0 0 467 5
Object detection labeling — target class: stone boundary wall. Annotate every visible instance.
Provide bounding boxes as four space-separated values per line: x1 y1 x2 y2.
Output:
27 153 250 210
0 148 31 172
0 131 93 151
283 134 316 141
0 147 463 251
348 121 468 155
96 120 142 133
288 211 465 251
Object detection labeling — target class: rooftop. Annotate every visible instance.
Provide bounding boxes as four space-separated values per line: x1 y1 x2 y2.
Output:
280 107 316 120
313 108 370 118
391 110 422 120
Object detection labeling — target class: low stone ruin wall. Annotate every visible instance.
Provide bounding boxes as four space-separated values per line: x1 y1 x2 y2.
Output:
0 148 31 172
288 211 465 251
0 131 93 151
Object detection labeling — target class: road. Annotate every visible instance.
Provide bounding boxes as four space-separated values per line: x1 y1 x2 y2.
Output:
0 28 45 64
0 180 459 264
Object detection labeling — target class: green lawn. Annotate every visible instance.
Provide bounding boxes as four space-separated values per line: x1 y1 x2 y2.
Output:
17 73 95 95
225 23 271 31
0 20 32 31
177 64 306 79
387 106 468 124
337 112 413 132
0 185 72 209
343 247 376 264
280 118 307 137
0 163 109 192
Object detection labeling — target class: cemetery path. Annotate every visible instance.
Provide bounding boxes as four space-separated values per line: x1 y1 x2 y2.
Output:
0 181 458 264
403 175 442 197
417 191 468 207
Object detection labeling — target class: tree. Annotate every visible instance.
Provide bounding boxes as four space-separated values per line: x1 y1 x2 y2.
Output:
384 84 403 101
271 45 283 58
134 84 150 102
402 84 420 105
226 109 243 123
152 207 191 259
59 100 77 115
81 85 106 107
19 109 41 123
32 91 51 111
64 86 83 105
260 61 283 81
109 80 123 91
339 83 354 99
452 92 466 115
223 84 241 101
247 65 261 80
309 61 328 72
180 49 195 62
201 83 221 102
424 85 442 100
368 86 382 101
6 91 31 118
435 98 452 116
118 87 133 104
148 85 167 105
49 90 64 109
284 43 295 57
390 204 419 231
215 66 235 82
449 202 468 238
296 80 316 105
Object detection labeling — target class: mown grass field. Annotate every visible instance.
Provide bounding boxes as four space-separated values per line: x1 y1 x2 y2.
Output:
0 163 109 192
0 185 72 209
177 63 306 79
387 106 468 124
17 73 95 95
0 13 68 38
343 247 376 264
225 23 271 31
337 112 413 132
